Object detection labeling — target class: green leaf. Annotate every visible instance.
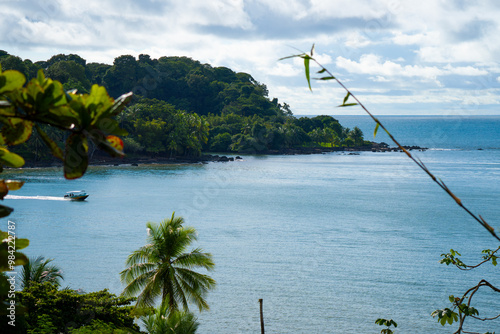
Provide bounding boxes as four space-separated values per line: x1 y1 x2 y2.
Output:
40 104 80 129
318 76 336 81
86 84 113 112
317 68 327 74
432 308 458 326
0 147 25 168
0 204 13 218
374 123 380 138
64 133 88 180
0 70 26 94
278 54 305 61
343 92 351 105
0 249 28 271
338 103 358 107
14 238 29 250
35 124 64 160
1 118 33 145
304 55 312 91
36 69 45 84
310 43 315 56
338 92 358 107
375 318 396 327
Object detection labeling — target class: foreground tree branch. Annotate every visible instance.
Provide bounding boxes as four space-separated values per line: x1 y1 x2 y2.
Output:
281 45 499 242
282 45 500 333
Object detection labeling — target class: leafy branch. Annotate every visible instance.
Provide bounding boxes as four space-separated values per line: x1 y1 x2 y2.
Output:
434 247 500 333
432 280 500 334
375 318 398 334
0 67 132 180
440 247 500 270
280 44 499 242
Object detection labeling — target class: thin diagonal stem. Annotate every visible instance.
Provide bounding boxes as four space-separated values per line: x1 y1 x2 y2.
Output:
293 51 499 242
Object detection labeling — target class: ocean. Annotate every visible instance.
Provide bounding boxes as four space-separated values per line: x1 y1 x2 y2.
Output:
3 115 500 333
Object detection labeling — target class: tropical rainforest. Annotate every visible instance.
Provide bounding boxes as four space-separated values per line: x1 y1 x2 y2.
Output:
0 51 369 163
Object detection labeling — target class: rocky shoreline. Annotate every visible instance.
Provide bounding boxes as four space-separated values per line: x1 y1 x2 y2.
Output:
18 143 427 168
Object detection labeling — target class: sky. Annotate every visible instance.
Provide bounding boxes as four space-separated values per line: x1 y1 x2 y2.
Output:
2 0 500 115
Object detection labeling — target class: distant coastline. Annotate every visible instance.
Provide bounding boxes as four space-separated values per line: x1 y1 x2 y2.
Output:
18 142 428 169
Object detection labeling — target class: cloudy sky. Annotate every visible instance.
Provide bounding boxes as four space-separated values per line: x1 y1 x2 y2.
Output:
2 0 500 115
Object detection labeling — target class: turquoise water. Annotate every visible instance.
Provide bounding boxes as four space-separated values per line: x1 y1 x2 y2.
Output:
3 116 500 333
335 115 500 149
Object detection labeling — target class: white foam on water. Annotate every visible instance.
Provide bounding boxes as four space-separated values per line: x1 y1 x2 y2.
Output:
5 195 66 201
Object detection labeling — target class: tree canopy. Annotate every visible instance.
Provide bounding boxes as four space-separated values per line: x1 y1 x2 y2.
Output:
1 51 369 161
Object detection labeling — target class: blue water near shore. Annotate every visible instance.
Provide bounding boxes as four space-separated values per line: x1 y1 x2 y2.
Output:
3 115 500 333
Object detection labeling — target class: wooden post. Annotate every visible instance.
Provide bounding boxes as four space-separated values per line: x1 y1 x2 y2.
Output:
259 298 265 334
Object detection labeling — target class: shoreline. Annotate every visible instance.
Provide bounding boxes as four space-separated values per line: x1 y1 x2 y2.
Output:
17 144 427 169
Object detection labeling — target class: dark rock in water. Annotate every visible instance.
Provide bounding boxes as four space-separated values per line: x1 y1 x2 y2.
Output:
218 156 230 162
131 163 138 166
228 157 234 161
235 156 242 160
113 164 119 166
478 148 483 150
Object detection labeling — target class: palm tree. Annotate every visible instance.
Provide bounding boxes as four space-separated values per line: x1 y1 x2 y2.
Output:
120 213 216 313
19 256 64 289
142 303 199 334
349 126 364 146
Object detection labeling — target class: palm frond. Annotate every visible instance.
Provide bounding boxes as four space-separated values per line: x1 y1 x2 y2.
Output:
19 255 63 289
120 262 157 284
121 212 216 313
173 248 215 270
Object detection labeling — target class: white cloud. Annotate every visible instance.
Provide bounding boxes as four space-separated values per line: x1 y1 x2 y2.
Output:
253 0 309 20
371 76 390 82
336 54 489 83
417 43 496 63
266 62 301 77
2 0 500 114
443 64 488 76
391 32 437 46
336 54 441 83
345 32 372 48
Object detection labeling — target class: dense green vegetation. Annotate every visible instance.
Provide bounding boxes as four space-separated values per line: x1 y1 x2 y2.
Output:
0 68 215 333
13 282 139 333
0 51 369 162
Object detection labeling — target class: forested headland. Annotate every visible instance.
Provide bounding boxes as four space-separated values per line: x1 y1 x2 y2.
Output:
0 51 374 164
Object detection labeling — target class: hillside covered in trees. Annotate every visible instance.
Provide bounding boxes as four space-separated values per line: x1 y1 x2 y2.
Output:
0 51 370 162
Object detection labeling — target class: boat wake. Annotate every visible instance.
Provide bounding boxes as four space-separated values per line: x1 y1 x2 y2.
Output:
5 195 66 201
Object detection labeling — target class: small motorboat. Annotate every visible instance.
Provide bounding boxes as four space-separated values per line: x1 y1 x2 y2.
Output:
64 190 89 201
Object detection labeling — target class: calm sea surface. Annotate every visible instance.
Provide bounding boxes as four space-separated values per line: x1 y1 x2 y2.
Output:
3 116 500 333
